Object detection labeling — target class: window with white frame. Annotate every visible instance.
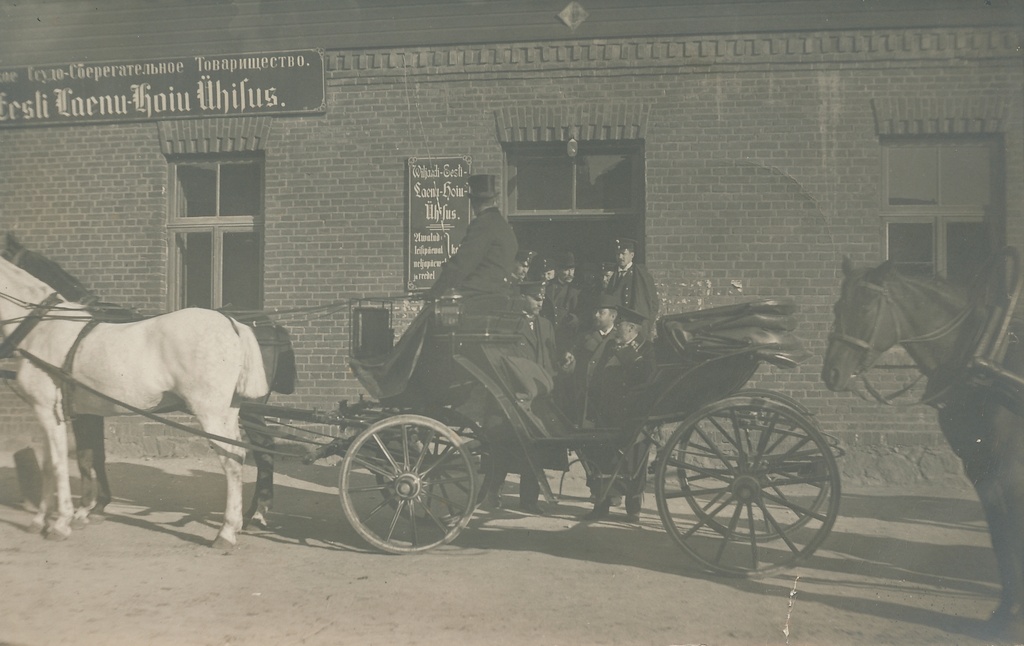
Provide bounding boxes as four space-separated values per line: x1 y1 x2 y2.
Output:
168 155 264 310
882 136 1003 286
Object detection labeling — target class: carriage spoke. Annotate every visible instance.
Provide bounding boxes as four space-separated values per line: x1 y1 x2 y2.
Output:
704 416 742 454
681 495 736 539
712 501 745 564
727 409 750 465
351 454 397 480
371 434 401 472
751 409 780 461
745 502 759 569
420 444 460 479
757 499 802 554
347 482 390 494
690 425 740 475
383 499 406 544
760 489 827 522
401 425 411 470
361 496 396 523
678 459 734 481
661 484 731 500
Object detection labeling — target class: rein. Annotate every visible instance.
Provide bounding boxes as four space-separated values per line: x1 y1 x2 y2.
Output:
16 347 305 459
0 292 63 360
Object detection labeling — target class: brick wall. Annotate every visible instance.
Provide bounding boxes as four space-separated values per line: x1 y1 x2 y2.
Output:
1 26 1020 456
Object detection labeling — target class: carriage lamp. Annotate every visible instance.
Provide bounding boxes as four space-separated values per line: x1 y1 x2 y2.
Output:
434 289 463 329
566 137 578 158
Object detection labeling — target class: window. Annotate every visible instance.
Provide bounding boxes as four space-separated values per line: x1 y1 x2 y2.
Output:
168 155 264 310
506 141 645 265
882 137 1003 286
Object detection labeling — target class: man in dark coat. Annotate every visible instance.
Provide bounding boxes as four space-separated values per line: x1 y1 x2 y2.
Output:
545 251 581 352
426 174 518 313
352 174 517 401
479 281 567 515
565 294 619 425
604 237 659 337
579 305 657 523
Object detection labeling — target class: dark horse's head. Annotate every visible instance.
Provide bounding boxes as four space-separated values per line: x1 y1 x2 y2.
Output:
2 233 99 305
821 258 905 392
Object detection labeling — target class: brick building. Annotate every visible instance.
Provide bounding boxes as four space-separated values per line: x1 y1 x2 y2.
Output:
1 1 1021 457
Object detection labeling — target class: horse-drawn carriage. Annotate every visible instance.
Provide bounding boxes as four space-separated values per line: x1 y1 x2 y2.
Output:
0 236 842 577
242 291 842 576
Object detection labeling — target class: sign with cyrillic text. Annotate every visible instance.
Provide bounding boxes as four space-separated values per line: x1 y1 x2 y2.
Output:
407 156 472 291
0 49 325 127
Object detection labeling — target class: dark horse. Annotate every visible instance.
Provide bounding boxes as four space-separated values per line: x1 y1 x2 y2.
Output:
822 251 1023 641
1 233 296 530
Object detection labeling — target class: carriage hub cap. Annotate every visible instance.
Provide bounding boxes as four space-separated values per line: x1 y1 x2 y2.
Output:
393 473 421 499
732 476 761 503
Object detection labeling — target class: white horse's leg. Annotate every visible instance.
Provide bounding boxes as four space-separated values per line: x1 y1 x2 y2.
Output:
34 405 73 540
29 446 52 535
201 407 245 549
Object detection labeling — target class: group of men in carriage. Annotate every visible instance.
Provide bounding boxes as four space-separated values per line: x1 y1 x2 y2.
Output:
425 173 662 522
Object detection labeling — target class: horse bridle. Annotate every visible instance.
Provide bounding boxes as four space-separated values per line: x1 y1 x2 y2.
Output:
828 280 897 378
829 275 974 403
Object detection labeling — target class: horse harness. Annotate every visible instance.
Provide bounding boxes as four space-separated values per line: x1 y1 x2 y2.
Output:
829 278 975 406
834 249 1024 408
0 292 64 362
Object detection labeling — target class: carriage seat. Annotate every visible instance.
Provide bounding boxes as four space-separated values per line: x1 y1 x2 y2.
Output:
655 299 809 367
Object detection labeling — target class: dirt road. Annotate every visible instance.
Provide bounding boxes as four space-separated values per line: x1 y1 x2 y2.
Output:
0 452 1011 646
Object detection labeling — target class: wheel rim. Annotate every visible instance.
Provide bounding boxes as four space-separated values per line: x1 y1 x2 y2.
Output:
339 415 479 554
655 394 841 576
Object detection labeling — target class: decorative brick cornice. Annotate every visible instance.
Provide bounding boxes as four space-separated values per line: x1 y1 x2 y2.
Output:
157 117 272 155
495 104 649 142
329 27 1021 76
871 97 1010 135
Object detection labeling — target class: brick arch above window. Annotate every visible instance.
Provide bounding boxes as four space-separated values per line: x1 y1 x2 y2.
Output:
870 98 1008 136
494 104 650 143
156 117 273 155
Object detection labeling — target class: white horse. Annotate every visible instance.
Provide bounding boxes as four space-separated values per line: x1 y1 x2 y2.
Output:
0 254 269 547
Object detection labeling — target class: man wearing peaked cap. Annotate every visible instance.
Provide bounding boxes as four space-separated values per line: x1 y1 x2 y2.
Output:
512 249 536 284
578 299 656 524
614 304 647 327
426 174 518 313
604 237 659 338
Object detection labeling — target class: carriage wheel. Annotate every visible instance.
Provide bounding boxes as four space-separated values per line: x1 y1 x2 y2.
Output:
655 393 840 577
339 414 479 554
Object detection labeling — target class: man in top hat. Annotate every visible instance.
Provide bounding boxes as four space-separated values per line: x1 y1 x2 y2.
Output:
604 237 659 337
578 304 657 523
544 250 581 352
561 293 618 423
426 174 518 313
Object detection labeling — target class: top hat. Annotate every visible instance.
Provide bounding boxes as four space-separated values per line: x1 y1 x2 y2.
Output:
554 251 575 269
468 174 498 199
615 305 647 326
616 237 637 252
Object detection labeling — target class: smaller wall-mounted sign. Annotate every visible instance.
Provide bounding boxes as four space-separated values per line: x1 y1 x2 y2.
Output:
0 49 325 127
406 156 472 291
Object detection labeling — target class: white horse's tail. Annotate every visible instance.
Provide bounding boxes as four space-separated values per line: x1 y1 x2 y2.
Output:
233 321 271 399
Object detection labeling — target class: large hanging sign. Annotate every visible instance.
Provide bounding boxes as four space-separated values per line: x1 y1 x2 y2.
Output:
406 156 472 291
0 49 325 127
